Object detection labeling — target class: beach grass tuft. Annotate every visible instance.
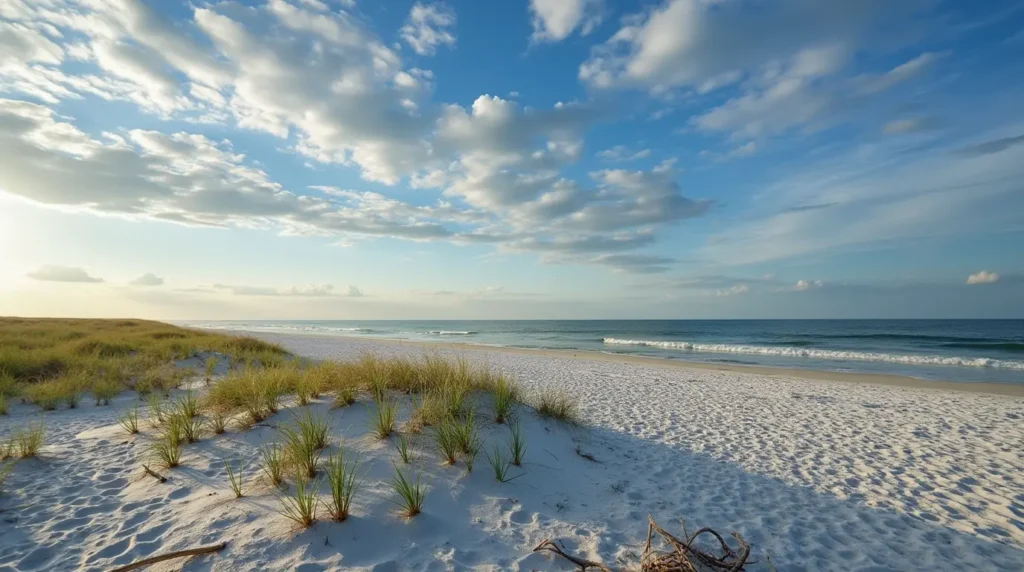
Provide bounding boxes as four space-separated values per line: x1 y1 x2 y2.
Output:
0 461 13 491
508 419 526 466
204 355 218 385
260 443 286 487
533 388 580 424
226 461 244 498
146 394 165 427
209 410 229 434
432 417 460 465
486 445 512 482
14 421 45 458
278 475 319 528
92 376 120 406
371 396 397 439
390 463 424 517
280 415 323 479
491 374 520 424
151 423 183 468
117 405 140 434
323 451 361 522
395 432 412 464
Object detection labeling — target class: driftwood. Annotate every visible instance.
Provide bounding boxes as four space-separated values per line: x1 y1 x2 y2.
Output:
642 515 749 571
141 465 167 483
108 541 226 572
532 515 749 572
533 539 612 571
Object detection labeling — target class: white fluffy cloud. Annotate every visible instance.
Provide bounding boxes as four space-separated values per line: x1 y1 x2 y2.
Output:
0 0 713 274
795 279 824 291
966 271 999 285
130 273 164 286
27 265 103 283
716 284 749 297
401 3 457 56
597 145 650 162
529 0 603 42
212 284 337 297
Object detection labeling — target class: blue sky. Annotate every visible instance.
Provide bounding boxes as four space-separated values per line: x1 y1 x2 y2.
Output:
1 0 1022 319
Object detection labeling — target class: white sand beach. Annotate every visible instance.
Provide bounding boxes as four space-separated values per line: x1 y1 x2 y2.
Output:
1 332 1023 571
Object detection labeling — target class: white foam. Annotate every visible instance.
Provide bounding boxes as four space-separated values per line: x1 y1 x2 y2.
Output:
424 330 476 335
602 338 1024 370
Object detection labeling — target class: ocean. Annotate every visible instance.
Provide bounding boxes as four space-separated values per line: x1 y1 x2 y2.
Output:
182 319 1024 384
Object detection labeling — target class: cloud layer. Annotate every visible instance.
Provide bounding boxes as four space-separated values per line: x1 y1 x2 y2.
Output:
27 265 103 283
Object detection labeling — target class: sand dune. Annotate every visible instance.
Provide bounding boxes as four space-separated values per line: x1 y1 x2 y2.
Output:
1 333 1022 571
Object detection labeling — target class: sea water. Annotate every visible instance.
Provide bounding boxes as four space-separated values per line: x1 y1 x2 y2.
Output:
183 319 1024 384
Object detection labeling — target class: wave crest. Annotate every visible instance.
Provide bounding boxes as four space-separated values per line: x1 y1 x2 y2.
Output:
602 338 1024 370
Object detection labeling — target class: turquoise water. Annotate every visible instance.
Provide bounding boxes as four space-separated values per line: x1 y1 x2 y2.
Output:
183 319 1024 384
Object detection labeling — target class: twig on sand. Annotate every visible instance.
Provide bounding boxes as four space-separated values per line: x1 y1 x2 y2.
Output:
532 515 750 572
642 515 750 572
141 465 167 483
108 541 226 572
533 539 612 571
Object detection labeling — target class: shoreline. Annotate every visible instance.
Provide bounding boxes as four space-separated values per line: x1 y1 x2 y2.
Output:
236 330 1024 398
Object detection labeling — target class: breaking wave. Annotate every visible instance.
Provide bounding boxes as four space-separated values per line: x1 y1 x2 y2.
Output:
602 338 1024 370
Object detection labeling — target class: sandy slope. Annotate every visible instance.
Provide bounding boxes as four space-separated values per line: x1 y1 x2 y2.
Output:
1 333 1022 571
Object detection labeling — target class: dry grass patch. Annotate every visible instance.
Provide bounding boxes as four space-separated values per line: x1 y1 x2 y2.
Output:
533 388 580 424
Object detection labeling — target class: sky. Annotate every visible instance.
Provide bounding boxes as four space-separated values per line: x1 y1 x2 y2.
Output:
0 0 1023 320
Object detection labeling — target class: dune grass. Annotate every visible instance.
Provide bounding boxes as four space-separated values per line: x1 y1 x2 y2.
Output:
491 374 520 424
204 356 218 385
432 417 460 465
371 396 397 439
486 445 511 482
0 461 13 491
395 432 412 464
278 475 319 528
390 463 424 517
280 413 325 479
92 376 121 405
533 388 580 424
508 419 526 466
260 443 286 487
117 405 140 434
209 410 229 434
225 461 245 498
323 451 361 522
151 423 183 468
0 318 287 406
0 394 6 416
13 421 45 458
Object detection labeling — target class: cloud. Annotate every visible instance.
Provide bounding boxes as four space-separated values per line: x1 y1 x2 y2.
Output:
795 279 824 291
27 265 103 283
212 284 337 296
597 145 651 162
966 271 999 285
0 0 712 276
580 0 923 91
130 273 164 286
882 117 943 135
700 125 1024 265
690 51 939 141
347 285 364 297
530 0 603 43
716 284 749 297
957 134 1024 157
401 3 457 56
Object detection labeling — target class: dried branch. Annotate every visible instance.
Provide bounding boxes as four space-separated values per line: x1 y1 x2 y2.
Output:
533 539 612 571
141 465 167 483
108 541 226 571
